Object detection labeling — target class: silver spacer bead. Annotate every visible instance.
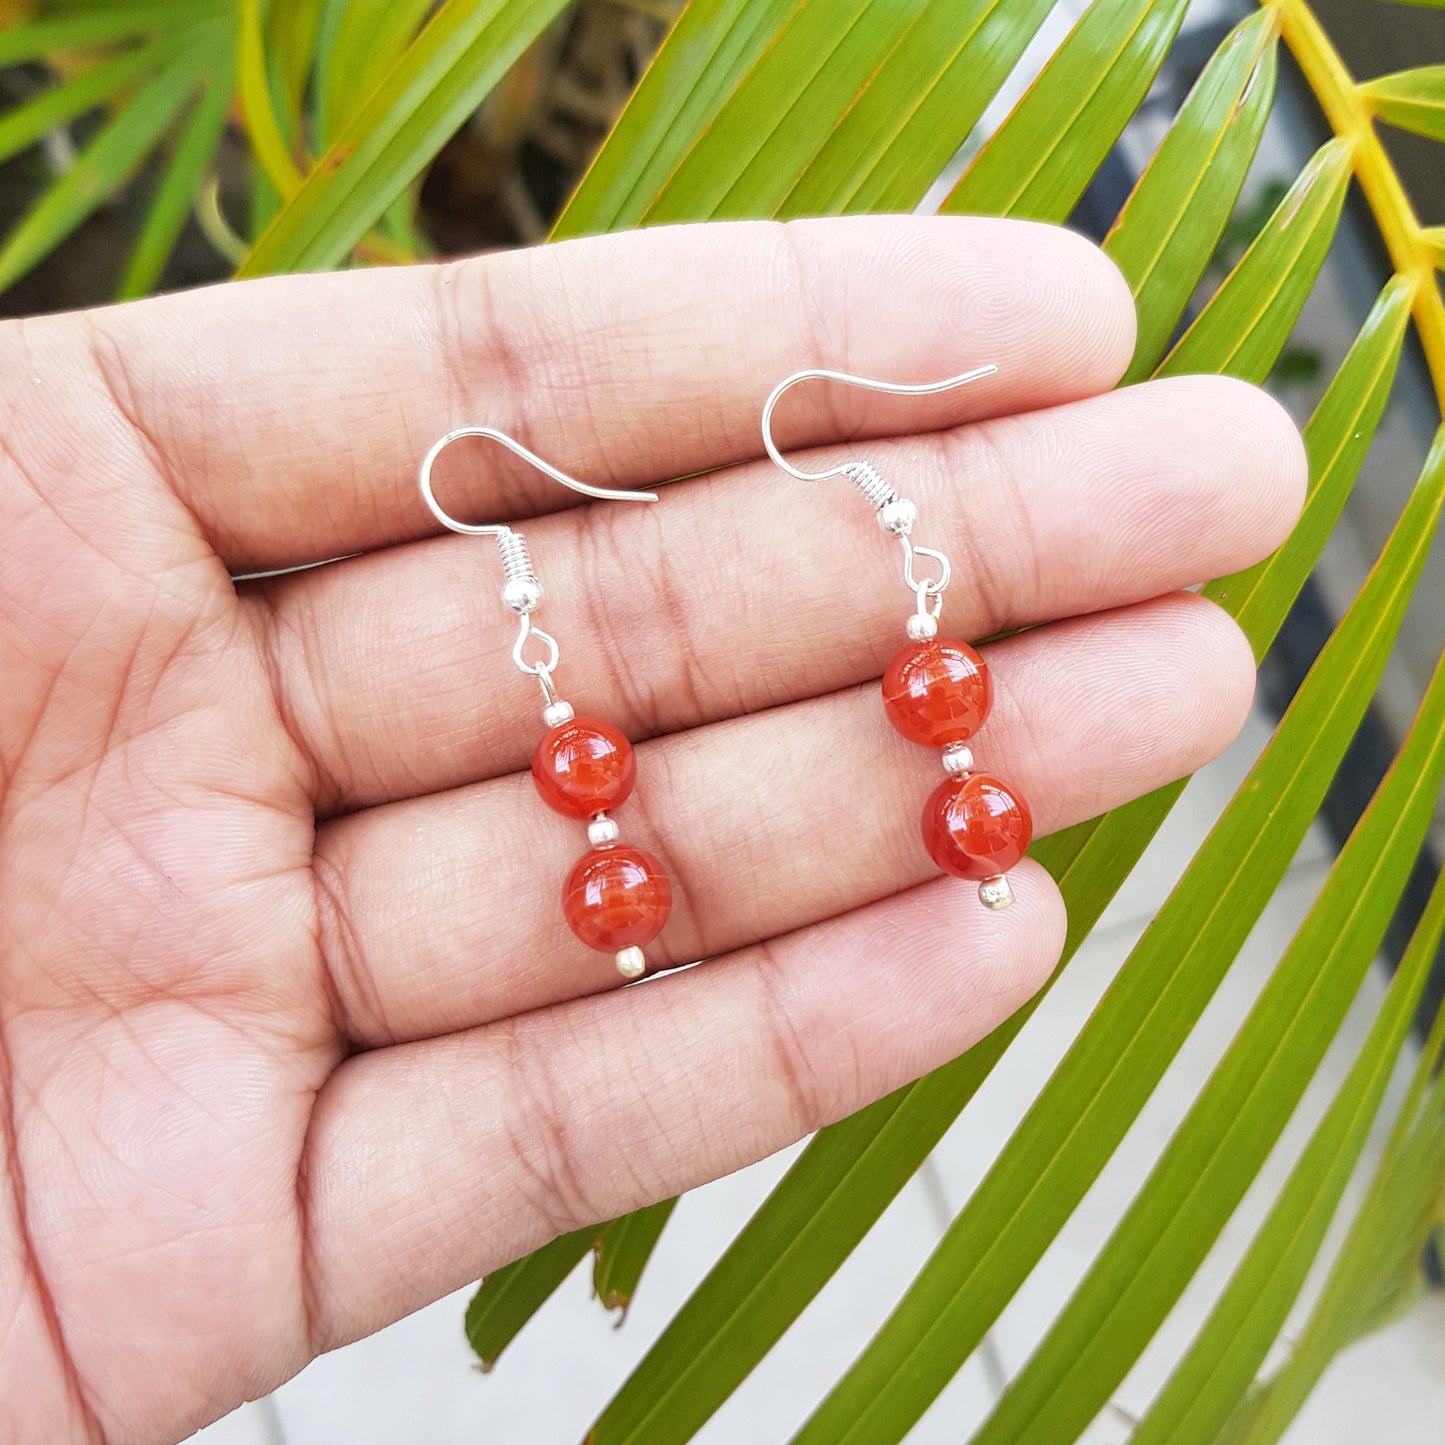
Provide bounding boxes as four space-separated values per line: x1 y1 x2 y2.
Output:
615 946 647 979
942 743 974 776
906 612 940 642
541 699 575 728
502 576 544 614
877 497 918 536
978 875 1015 910
588 813 620 847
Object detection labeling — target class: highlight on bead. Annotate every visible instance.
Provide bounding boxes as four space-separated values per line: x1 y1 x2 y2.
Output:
882 638 992 748
563 845 673 953
532 716 637 820
921 773 1033 882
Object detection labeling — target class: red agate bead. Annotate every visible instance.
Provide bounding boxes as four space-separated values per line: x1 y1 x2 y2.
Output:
532 716 636 820
882 639 991 748
562 845 672 950
922 773 1032 880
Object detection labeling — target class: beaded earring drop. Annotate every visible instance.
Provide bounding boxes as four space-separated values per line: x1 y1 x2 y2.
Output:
761 368 1032 908
420 428 672 976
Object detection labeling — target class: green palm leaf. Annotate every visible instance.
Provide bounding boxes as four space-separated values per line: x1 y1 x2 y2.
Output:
1362 65 1445 142
594 1198 678 1316
464 1225 600 1371
555 0 1059 235
117 57 234 299
942 0 1191 223
1133 857 1445 1445
968 444 1445 1443
0 25 224 294
238 0 570 276
7 2 1444 1438
1104 8 1279 382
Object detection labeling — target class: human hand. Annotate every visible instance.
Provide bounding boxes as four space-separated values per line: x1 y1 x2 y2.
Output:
0 216 1305 1443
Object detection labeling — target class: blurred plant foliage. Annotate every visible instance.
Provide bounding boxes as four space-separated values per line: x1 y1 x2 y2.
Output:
4 1 1445 1441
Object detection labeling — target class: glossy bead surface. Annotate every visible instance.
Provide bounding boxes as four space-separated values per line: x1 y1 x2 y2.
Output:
882 639 991 748
922 773 1032 881
532 717 636 820
562 845 672 951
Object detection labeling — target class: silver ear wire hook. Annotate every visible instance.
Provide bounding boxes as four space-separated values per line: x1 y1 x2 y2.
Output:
419 426 658 535
759 365 998 483
419 426 657 715
760 365 998 635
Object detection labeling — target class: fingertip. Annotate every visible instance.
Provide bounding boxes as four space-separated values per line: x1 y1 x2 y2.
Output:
1178 589 1261 741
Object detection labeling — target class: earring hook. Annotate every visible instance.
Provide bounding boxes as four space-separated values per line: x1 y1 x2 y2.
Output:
419 425 658 536
759 365 998 483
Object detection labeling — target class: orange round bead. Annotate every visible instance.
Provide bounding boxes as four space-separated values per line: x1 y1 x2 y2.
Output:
562 846 672 951
922 773 1032 881
532 717 636 820
882 639 991 748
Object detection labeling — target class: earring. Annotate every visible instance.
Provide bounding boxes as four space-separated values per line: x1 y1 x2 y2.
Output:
761 367 1032 909
420 428 673 978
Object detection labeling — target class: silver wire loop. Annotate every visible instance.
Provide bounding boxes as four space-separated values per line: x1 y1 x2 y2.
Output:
759 365 999 484
419 426 658 536
513 614 559 679
903 541 951 597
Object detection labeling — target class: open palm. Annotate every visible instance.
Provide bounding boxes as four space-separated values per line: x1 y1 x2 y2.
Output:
0 216 1304 1443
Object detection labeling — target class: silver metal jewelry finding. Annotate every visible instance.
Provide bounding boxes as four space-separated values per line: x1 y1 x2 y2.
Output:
907 612 939 641
878 497 918 536
615 946 647 979
759 366 994 619
419 426 658 694
588 813 620 847
419 426 659 534
759 366 998 485
978 875 1015 910
942 744 974 775
542 698 575 728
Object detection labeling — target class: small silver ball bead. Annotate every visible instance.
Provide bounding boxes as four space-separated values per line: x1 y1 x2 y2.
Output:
878 498 918 536
588 814 620 847
615 946 647 980
978 875 1015 910
906 612 940 642
502 576 544 613
942 744 974 775
541 699 575 728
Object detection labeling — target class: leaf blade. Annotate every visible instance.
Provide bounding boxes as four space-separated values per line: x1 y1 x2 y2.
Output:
1104 8 1280 382
1362 65 1445 142
1132 856 1445 1445
943 0 1192 224
594 1198 679 1316
1158 137 1354 383
118 53 235 299
0 33 219 295
238 0 570 276
0 36 181 169
464 1226 598 1371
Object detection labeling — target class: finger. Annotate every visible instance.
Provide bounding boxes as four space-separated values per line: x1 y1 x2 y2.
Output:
301 861 1066 1347
246 374 1302 812
312 593 1252 1049
72 217 1135 569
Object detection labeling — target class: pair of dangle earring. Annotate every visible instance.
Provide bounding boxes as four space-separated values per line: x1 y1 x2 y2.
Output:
421 361 1029 987
762 367 1034 909
420 428 672 979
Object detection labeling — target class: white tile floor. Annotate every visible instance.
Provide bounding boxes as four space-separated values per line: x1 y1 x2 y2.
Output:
185 706 1445 1444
